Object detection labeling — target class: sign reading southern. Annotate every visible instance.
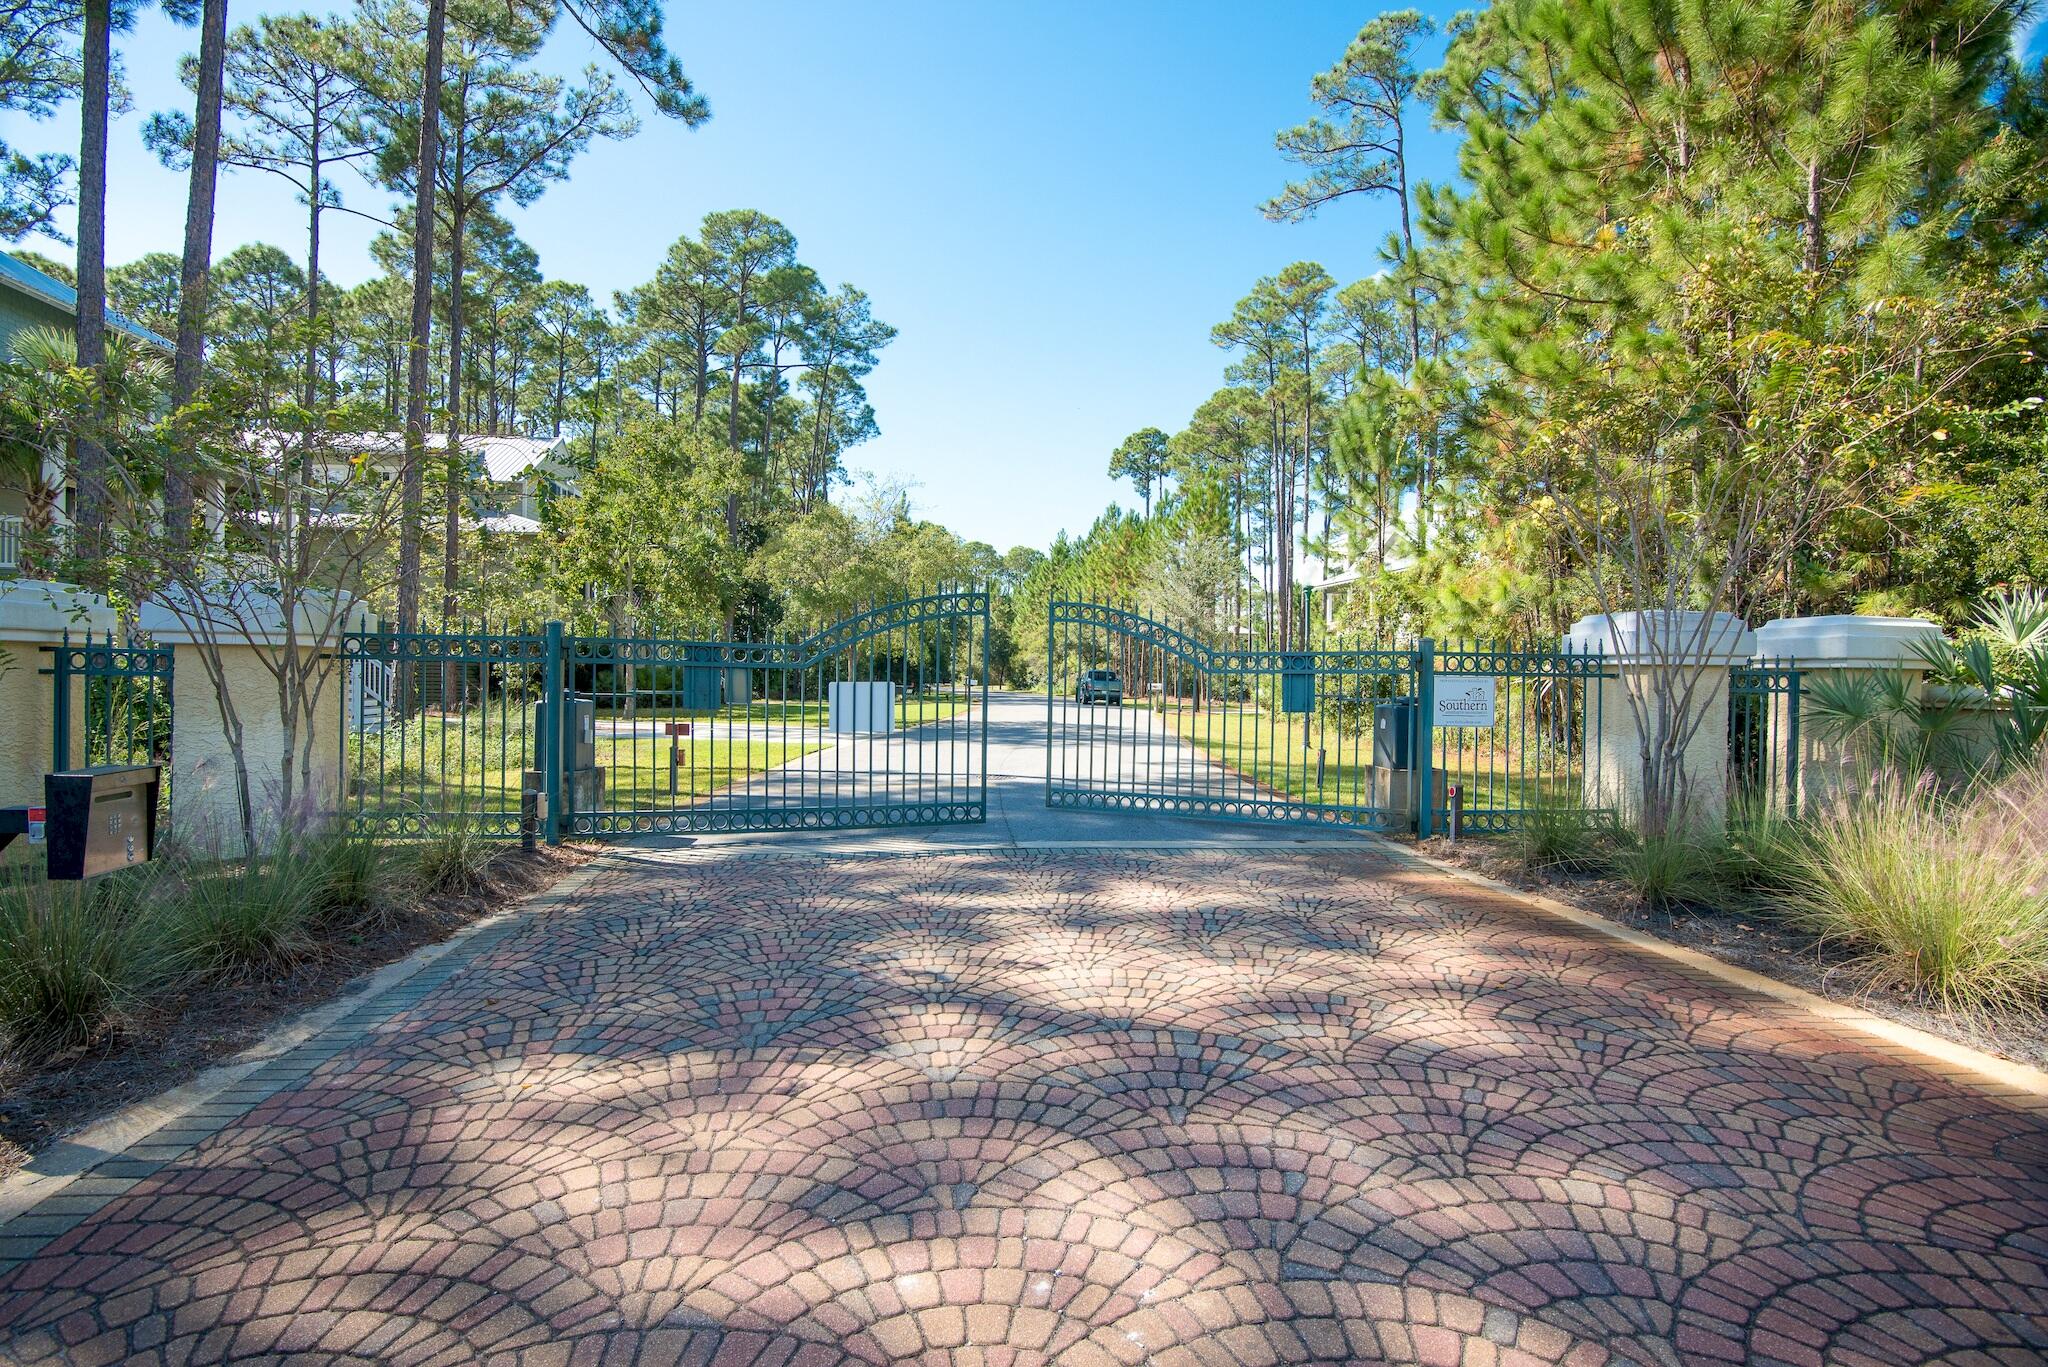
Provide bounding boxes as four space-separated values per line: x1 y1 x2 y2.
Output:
1434 677 1498 728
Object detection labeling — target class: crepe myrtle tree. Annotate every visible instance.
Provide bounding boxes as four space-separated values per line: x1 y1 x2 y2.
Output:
112 396 409 853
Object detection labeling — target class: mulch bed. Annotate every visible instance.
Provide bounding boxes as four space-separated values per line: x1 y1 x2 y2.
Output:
0 844 594 1180
1419 836 2048 1073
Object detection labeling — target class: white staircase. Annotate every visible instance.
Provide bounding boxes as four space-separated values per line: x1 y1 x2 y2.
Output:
349 658 396 733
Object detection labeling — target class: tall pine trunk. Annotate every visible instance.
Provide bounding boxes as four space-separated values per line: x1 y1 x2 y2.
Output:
442 195 468 632
304 101 323 412
73 0 112 579
397 0 447 636
165 0 228 558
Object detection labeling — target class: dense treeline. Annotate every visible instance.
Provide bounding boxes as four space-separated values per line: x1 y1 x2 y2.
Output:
0 0 1025 640
1065 2 2048 658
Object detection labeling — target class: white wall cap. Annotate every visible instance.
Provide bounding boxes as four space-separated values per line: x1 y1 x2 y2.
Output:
1561 610 1755 666
0 579 118 644
139 587 370 647
1752 614 1946 668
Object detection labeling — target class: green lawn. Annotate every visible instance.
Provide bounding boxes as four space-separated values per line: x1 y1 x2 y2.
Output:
346 732 825 822
1165 704 1583 814
592 693 973 730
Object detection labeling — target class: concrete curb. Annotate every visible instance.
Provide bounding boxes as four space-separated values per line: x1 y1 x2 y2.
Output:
1371 837 2048 1109
0 852 618 1258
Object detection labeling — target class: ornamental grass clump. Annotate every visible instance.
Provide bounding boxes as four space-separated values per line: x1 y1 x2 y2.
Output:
1605 828 1731 909
411 816 500 897
301 828 412 931
0 867 179 1056
1784 768 2048 1016
1513 794 1604 873
172 854 325 977
1724 798 1811 899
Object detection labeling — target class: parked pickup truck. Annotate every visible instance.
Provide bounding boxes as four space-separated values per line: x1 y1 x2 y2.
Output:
1076 668 1124 705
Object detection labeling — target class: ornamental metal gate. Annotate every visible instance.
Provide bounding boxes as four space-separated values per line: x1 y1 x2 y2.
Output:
341 586 989 839
1046 602 1420 830
1044 601 1607 834
1729 659 1803 817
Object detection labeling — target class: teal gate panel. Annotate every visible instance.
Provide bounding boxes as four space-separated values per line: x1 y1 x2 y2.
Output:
340 587 992 839
1419 642 1610 836
1045 601 1418 830
1729 660 1802 818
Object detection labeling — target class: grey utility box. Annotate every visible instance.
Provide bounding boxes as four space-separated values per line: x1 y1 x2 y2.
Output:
534 693 598 771
1373 699 1417 770
44 764 160 880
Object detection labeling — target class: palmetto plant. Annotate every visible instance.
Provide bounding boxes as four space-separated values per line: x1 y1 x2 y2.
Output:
0 325 171 576
1804 589 2048 787
1800 668 1973 782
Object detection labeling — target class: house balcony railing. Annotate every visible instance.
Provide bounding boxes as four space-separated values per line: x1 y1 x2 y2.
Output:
0 516 21 573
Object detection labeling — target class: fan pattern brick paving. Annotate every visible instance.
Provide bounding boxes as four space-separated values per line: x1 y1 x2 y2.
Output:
1 846 2046 1365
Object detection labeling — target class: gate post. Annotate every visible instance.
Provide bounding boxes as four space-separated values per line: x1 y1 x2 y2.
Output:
1414 638 1435 838
1044 596 1054 807
51 630 73 773
542 620 564 845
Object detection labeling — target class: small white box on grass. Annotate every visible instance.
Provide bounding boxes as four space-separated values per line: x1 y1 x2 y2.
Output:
829 681 896 734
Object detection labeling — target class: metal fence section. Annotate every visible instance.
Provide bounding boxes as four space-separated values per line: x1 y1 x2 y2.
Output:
50 631 175 771
1425 642 1609 836
339 624 552 837
1045 601 1420 829
563 588 989 836
48 630 175 822
1729 659 1802 817
340 587 990 839
1045 603 1610 836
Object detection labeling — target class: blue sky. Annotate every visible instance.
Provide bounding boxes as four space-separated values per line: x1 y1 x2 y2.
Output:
11 4 2043 552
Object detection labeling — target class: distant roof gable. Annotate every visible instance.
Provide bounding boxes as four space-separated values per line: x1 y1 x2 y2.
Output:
0 249 175 352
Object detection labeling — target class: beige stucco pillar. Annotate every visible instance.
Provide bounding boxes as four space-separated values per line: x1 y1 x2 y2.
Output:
1751 615 1947 812
1563 611 1755 833
140 592 367 855
0 581 118 816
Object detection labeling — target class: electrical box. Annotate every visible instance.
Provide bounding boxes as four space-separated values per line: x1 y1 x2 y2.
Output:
534 693 597 771
1373 699 1417 770
1280 654 1316 714
43 765 160 880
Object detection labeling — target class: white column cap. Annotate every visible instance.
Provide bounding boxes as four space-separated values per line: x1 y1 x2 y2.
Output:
1751 614 1946 668
139 587 371 647
1561 610 1754 666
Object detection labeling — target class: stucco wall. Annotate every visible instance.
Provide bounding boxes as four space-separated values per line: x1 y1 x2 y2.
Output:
170 645 342 855
1585 665 1734 830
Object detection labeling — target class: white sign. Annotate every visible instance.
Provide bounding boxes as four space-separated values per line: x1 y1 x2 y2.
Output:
828 681 897 734
1433 677 1497 728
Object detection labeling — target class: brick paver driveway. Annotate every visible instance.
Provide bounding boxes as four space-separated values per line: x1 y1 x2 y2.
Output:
3 843 2046 1365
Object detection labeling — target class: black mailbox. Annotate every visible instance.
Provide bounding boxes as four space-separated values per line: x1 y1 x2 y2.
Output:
1373 699 1417 769
44 764 160 880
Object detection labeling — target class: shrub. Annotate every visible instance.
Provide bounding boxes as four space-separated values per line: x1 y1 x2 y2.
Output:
0 868 178 1055
300 829 410 929
1513 795 1604 873
1605 829 1729 908
1783 775 2048 1015
173 856 324 977
1724 799 1811 898
412 818 500 897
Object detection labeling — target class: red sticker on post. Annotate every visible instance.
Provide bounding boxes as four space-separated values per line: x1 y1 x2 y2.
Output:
26 806 45 844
